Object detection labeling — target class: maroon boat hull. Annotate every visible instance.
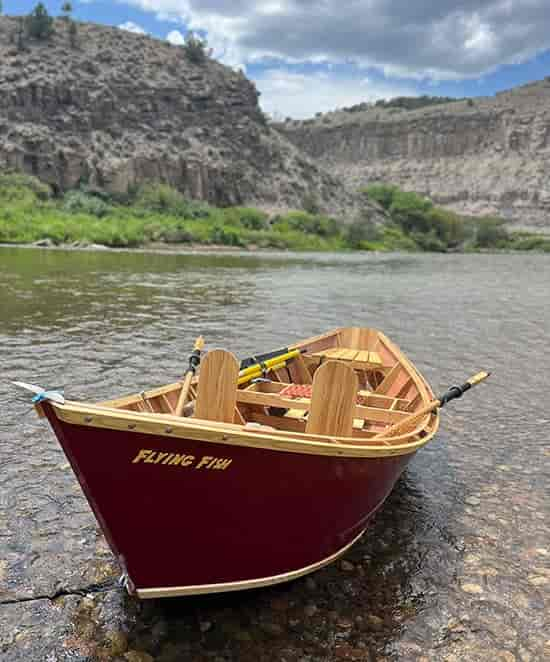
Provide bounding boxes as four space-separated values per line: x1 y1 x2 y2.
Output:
44 404 415 596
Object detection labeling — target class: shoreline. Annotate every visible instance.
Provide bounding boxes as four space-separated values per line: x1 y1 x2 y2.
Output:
1 241 549 257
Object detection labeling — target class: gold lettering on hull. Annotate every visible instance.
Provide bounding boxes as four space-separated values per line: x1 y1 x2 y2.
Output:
132 449 232 471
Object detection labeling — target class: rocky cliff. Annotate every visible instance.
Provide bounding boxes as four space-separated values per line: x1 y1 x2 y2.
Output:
0 17 381 222
277 81 550 232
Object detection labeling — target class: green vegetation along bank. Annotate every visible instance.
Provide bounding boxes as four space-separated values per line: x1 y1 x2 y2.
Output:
0 173 549 253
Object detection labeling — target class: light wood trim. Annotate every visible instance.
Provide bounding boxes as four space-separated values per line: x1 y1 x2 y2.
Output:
236 389 409 424
194 350 239 423
306 361 357 437
287 354 313 385
98 382 182 409
136 528 367 599
375 363 402 395
50 400 439 458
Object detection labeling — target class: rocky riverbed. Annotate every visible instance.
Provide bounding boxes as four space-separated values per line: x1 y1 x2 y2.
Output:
1 247 548 661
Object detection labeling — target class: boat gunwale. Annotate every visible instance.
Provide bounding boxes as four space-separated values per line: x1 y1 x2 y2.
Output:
47 400 439 458
44 327 440 459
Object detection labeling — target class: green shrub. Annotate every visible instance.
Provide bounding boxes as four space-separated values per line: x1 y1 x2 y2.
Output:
363 184 399 210
345 219 381 248
0 172 51 201
389 190 434 234
209 224 244 246
273 211 338 237
182 32 207 64
135 183 188 215
63 191 110 218
222 207 269 230
474 217 509 248
26 3 54 40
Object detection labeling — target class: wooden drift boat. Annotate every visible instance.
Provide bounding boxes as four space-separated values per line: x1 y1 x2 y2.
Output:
35 327 443 599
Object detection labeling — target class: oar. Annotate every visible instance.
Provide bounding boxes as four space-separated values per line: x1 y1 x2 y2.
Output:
237 360 288 385
374 371 491 440
175 336 205 416
239 348 306 381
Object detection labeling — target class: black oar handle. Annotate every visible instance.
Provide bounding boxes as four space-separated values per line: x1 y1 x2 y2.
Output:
187 349 202 375
438 371 491 408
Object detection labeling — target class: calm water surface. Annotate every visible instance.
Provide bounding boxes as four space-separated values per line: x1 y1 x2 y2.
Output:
0 246 548 661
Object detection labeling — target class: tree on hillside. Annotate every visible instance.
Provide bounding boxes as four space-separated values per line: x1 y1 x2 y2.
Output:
69 19 78 48
182 31 207 64
0 2 3 16
26 3 55 40
16 17 26 51
61 2 73 20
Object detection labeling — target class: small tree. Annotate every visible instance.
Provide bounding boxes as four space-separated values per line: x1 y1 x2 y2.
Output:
61 2 73 19
183 31 207 64
26 3 55 40
0 1 3 16
16 16 26 51
69 19 78 48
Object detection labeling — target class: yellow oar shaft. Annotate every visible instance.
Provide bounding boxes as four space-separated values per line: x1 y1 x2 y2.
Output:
238 349 301 379
237 360 287 385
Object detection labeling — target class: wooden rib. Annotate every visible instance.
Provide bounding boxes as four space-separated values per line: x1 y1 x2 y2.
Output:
396 378 414 400
306 361 358 437
287 354 313 385
407 394 423 412
236 389 409 424
194 349 239 424
98 381 182 409
234 406 246 425
159 394 175 414
374 363 402 395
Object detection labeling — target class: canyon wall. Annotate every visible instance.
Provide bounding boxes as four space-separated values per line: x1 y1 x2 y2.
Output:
278 81 550 232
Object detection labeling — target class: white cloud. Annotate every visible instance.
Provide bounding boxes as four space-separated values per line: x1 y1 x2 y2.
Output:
113 1 550 81
118 21 148 34
255 70 418 119
166 29 185 45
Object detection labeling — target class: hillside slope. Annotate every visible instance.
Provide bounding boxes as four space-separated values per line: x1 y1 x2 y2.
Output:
0 17 382 222
277 82 550 233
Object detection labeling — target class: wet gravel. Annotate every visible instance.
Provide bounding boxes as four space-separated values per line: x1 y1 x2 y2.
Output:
0 247 548 661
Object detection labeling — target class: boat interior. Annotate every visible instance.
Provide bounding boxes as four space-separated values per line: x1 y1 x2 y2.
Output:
98 327 437 444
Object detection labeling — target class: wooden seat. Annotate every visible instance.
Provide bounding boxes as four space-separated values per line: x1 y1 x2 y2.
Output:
306 361 358 437
194 349 240 423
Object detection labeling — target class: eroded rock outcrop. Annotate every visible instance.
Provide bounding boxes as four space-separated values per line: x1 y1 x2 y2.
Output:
0 17 382 222
277 81 550 232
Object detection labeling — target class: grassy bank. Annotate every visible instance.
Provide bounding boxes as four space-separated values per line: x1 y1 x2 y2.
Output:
0 173 549 252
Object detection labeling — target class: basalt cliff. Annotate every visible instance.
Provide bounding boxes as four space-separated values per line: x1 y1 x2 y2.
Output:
0 17 380 221
277 82 550 233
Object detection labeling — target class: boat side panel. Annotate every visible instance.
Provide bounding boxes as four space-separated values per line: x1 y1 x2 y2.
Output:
44 405 414 591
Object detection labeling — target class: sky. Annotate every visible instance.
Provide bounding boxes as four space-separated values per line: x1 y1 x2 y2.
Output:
4 0 550 119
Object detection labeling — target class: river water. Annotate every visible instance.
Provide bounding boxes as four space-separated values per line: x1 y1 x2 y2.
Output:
0 246 548 661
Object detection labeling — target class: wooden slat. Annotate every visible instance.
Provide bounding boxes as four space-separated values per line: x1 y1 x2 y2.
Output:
306 361 358 437
287 354 313 385
368 351 382 366
284 397 310 420
354 350 371 363
159 394 175 414
339 349 360 361
236 389 409 424
194 349 239 423
375 362 402 395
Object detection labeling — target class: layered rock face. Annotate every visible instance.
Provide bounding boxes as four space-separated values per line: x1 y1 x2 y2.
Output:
278 81 550 232
0 17 379 221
